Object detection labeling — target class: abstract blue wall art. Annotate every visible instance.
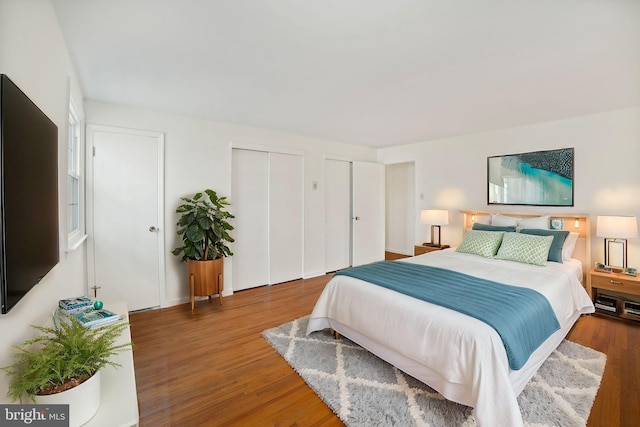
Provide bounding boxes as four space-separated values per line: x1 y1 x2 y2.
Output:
487 148 574 206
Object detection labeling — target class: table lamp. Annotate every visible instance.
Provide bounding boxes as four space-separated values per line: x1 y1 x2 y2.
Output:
421 209 449 247
596 215 638 268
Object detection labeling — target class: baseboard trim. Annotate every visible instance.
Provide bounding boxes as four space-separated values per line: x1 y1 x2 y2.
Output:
303 270 326 279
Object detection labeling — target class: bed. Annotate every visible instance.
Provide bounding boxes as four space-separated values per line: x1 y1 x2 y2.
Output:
306 211 595 427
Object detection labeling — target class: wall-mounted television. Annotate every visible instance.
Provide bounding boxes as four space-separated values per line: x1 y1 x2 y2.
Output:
0 74 59 314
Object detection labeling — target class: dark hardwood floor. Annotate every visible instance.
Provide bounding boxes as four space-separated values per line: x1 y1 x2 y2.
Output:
129 261 640 427
129 275 340 427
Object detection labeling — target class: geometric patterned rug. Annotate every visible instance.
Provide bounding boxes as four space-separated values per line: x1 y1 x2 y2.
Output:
263 316 606 427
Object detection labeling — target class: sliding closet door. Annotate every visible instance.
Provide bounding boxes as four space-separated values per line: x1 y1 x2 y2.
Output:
325 159 351 272
231 149 269 291
232 148 303 291
268 153 303 284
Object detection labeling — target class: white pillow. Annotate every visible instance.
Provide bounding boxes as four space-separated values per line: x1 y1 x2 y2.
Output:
474 215 491 225
491 214 520 227
562 232 579 261
516 215 550 231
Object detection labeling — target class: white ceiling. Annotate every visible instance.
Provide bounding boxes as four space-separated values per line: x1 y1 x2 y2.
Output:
51 0 640 148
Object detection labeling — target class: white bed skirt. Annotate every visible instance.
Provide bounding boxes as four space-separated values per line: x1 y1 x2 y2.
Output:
308 308 582 410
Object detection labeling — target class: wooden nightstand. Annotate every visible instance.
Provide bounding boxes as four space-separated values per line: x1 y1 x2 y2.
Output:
590 268 640 322
414 244 450 256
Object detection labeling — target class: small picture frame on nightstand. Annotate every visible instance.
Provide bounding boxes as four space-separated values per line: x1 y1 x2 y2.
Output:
623 267 637 277
595 262 612 273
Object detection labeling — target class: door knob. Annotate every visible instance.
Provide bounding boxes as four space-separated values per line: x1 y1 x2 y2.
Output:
149 226 157 232
354 216 360 221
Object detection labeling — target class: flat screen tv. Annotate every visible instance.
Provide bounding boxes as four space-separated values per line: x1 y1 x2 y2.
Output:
0 74 59 314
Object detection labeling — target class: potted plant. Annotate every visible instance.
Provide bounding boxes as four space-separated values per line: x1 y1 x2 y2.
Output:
1 317 132 426
171 189 234 310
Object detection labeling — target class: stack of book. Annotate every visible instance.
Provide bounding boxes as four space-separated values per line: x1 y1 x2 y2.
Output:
594 295 617 313
58 296 94 313
57 296 122 328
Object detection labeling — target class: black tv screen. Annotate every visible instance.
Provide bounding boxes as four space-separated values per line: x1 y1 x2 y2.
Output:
0 74 59 314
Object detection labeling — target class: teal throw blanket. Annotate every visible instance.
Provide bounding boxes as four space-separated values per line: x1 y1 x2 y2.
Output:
335 261 560 370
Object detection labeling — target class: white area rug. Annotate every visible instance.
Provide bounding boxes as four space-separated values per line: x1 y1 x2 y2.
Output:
263 316 606 427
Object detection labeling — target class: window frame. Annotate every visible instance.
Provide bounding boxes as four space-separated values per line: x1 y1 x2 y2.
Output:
67 98 86 251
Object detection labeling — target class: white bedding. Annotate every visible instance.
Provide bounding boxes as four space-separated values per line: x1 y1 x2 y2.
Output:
306 249 594 427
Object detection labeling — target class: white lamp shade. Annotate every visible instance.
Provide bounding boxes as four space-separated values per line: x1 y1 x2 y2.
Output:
421 209 449 225
596 215 638 239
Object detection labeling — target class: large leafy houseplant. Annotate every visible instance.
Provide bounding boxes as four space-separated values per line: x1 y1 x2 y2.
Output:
172 189 235 261
1 317 131 402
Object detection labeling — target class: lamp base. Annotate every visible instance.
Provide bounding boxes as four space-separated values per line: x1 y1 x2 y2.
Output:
604 238 628 269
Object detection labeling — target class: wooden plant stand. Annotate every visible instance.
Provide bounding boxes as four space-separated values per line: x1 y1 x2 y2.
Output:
187 258 224 312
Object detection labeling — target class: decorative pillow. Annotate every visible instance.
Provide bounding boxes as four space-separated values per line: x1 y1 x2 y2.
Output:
472 223 517 232
516 215 550 231
494 232 554 266
562 232 579 261
456 230 504 258
519 229 569 263
491 214 520 227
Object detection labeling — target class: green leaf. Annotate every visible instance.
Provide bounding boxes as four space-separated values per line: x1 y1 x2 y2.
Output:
197 216 213 230
185 224 205 242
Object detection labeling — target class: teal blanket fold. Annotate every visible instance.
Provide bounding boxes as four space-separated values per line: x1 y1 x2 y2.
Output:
335 261 560 370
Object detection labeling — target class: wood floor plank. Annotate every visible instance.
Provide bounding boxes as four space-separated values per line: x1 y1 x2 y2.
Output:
565 313 640 427
130 269 639 426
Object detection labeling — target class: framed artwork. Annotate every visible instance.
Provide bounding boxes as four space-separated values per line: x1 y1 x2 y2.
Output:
550 219 565 230
487 148 574 206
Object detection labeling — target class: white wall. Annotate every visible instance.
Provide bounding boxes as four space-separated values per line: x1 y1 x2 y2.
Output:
0 0 87 402
84 100 377 306
378 106 640 268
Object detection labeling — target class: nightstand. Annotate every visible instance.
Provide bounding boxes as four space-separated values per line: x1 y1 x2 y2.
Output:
414 244 450 256
590 268 640 322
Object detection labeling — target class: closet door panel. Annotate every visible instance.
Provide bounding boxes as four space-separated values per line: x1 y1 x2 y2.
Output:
325 159 351 272
231 149 269 291
352 161 385 266
268 153 303 284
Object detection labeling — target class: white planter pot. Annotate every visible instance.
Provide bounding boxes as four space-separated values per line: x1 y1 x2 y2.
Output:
27 370 101 427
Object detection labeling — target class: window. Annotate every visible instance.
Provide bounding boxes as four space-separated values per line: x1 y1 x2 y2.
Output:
67 99 86 250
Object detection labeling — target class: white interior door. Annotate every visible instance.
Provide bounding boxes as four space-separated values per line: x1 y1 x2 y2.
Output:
231 149 269 291
325 159 351 272
87 125 164 311
385 162 416 255
268 152 303 284
352 161 385 266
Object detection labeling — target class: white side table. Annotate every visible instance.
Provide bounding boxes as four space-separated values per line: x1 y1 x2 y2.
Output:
84 301 138 426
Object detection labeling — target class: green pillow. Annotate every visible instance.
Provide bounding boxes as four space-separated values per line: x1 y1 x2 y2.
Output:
494 232 554 266
519 229 569 263
456 230 504 258
472 223 517 232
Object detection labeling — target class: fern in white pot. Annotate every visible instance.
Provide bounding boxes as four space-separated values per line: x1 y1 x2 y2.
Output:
2 317 132 426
